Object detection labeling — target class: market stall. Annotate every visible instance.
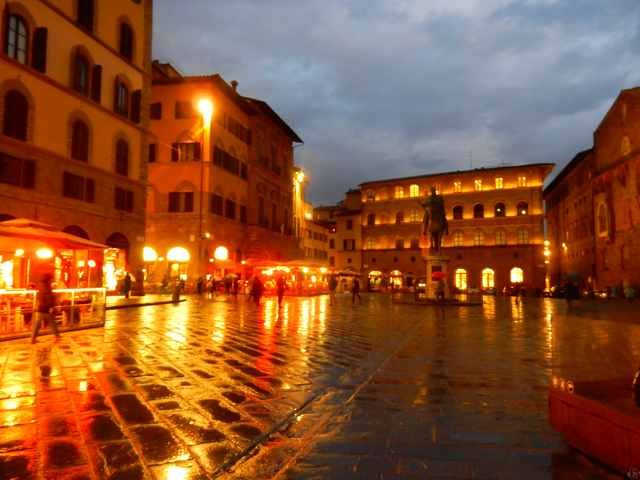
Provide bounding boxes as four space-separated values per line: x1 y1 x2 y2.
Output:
0 219 108 340
244 259 330 296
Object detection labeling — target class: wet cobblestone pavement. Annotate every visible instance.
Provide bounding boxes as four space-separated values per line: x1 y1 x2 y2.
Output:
1 295 637 479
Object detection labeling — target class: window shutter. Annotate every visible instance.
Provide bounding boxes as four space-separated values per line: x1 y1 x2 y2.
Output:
113 78 119 112
148 143 156 163
91 65 102 102
171 143 179 162
31 28 48 73
193 142 201 161
131 89 141 123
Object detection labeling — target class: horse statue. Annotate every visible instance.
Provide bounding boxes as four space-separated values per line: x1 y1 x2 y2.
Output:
421 186 448 254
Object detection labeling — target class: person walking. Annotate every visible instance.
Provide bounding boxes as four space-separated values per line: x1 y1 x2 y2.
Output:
276 275 287 308
251 276 264 305
122 273 132 299
329 275 338 305
31 274 60 343
351 277 362 305
232 277 239 300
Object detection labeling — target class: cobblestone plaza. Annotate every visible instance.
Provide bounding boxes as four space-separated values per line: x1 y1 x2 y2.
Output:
1 294 637 479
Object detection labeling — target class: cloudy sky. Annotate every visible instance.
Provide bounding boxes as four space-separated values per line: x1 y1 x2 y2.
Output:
153 0 640 204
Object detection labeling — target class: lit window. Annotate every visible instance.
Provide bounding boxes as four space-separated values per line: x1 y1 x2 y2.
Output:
474 230 484 246
474 179 482 191
409 184 419 198
455 269 468 290
495 202 505 217
597 203 608 236
517 202 528 216
366 190 374 202
517 228 529 244
453 231 464 247
495 230 506 245
395 211 404 224
482 268 495 289
495 177 503 189
408 209 421 222
453 181 461 193
510 267 524 284
518 176 527 187
365 237 375 249
394 186 404 199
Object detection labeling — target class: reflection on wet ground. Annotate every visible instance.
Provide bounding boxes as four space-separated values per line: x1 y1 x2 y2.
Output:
0 294 636 479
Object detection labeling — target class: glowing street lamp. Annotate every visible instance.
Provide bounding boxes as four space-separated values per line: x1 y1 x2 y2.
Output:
213 246 229 261
143 246 158 263
197 98 214 124
35 247 54 260
196 98 214 275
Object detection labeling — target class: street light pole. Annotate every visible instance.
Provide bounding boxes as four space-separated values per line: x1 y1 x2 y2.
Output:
197 99 213 277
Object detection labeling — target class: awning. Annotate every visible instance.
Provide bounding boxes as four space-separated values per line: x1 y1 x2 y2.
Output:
0 219 109 250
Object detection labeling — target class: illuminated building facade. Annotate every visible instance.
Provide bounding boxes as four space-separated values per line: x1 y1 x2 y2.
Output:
545 88 640 291
0 0 152 282
145 62 302 281
328 164 552 291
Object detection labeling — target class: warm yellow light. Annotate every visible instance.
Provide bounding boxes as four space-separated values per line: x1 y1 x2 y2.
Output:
295 171 305 183
77 260 85 268
15 248 25 257
301 267 309 274
304 212 313 220
320 267 328 274
204 232 211 239
143 246 158 263
35 248 54 260
167 247 190 263
88 260 96 268
240 260 246 265
197 98 214 123
163 465 189 480
214 246 229 261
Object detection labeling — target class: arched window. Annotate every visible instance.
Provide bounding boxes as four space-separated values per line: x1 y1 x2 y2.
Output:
494 202 505 217
114 79 129 117
3 90 29 140
517 228 529 244
394 186 404 199
71 120 90 162
5 14 28 64
395 238 405 250
495 229 506 245
366 190 374 202
453 205 463 220
510 267 524 284
597 203 608 236
367 213 376 226
395 211 404 224
72 52 90 95
474 230 484 246
453 231 464 247
119 22 134 60
409 184 419 198
408 209 421 222
482 268 495 289
473 204 484 218
63 225 89 239
115 139 129 176
410 238 420 249
455 269 468 290
517 202 528 216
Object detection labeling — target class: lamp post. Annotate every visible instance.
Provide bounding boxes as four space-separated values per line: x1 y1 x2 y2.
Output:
197 98 214 277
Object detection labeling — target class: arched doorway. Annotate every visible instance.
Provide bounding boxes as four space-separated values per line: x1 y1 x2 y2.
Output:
482 268 495 289
510 267 524 284
454 268 468 291
389 269 403 289
104 232 130 291
368 270 382 291
63 225 89 239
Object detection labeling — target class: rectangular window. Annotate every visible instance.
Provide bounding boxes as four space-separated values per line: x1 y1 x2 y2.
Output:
168 192 180 212
474 179 482 191
150 102 162 120
346 219 353 230
210 194 223 215
240 205 247 224
225 199 236 219
343 239 355 251
453 181 462 192
329 239 335 249
62 171 93 202
240 163 248 179
0 153 35 189
114 187 133 212
518 176 527 187
148 143 156 163
172 142 201 162
495 177 503 189
175 101 195 119
396 239 404 250
184 192 194 212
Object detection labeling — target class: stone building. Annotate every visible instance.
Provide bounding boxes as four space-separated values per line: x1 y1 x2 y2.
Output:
145 61 302 281
0 0 152 278
544 87 640 292
543 149 596 288
327 164 553 291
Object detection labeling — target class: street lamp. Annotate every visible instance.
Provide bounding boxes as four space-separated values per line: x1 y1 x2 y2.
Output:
197 98 214 277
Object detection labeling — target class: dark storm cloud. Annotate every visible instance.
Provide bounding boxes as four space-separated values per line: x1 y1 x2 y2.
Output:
153 0 640 203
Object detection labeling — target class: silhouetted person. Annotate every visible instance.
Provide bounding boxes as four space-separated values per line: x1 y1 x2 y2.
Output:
232 277 239 300
329 276 338 305
352 278 362 304
276 275 287 308
122 273 132 299
31 274 59 343
251 276 264 305
196 276 204 294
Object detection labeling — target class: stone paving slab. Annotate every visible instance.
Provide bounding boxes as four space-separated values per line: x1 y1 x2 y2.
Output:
0 295 637 479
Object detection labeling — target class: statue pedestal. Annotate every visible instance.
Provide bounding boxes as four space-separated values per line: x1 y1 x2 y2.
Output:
425 255 450 300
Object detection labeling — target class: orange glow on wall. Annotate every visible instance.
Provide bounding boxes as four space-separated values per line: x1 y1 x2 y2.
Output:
35 248 54 260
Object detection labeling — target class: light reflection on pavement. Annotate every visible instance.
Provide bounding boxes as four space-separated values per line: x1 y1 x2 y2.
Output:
0 294 636 479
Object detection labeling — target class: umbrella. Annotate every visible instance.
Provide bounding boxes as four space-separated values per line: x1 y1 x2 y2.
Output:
0 219 108 250
431 271 446 281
